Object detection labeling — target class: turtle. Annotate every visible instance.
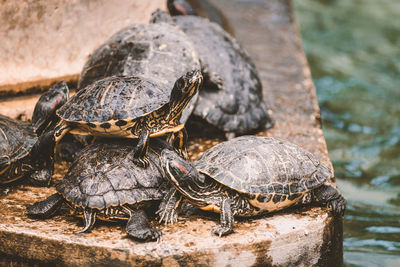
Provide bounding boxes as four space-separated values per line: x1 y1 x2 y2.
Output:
31 71 203 183
26 138 173 241
162 7 274 138
159 136 346 237
0 82 69 186
77 15 201 124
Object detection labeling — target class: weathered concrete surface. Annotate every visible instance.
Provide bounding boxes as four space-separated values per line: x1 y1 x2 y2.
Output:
0 0 165 96
0 0 344 266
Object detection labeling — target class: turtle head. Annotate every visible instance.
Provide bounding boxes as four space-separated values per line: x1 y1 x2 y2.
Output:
167 0 197 16
150 8 174 24
169 70 202 117
32 81 69 135
161 149 206 198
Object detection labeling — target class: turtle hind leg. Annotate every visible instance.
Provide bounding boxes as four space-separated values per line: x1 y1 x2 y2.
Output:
26 193 64 219
212 198 234 237
125 209 161 242
312 184 347 217
75 208 97 234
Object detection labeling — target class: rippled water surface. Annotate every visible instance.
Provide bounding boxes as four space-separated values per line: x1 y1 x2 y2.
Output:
293 0 400 266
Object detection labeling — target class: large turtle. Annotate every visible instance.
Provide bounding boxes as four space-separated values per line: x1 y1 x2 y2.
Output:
27 138 172 241
32 71 203 182
0 82 69 186
162 5 274 138
77 16 200 124
159 136 346 236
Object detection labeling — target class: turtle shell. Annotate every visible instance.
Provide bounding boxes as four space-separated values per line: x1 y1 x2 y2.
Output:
0 115 37 183
57 75 172 123
194 136 331 195
56 139 169 210
173 16 273 133
77 21 200 123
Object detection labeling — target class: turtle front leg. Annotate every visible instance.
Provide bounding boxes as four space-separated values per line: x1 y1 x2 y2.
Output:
157 188 182 225
132 127 150 168
30 123 71 186
172 128 188 159
26 193 64 218
212 198 234 237
125 209 161 241
312 184 346 217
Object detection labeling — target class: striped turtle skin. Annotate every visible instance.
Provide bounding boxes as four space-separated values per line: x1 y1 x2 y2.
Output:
27 139 172 241
160 136 346 236
0 115 36 184
78 15 200 124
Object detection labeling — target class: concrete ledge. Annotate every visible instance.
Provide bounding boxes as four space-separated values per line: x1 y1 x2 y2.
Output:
0 0 343 266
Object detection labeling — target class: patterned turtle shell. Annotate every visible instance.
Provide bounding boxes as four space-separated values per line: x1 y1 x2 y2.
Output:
56 139 168 210
77 20 200 123
194 136 331 195
57 75 175 124
0 115 37 184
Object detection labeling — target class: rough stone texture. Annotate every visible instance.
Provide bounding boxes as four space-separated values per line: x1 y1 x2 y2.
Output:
0 0 165 96
0 0 343 266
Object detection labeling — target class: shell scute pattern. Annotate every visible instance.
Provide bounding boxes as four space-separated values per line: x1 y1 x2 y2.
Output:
0 115 36 165
57 76 168 123
56 140 167 210
195 136 331 195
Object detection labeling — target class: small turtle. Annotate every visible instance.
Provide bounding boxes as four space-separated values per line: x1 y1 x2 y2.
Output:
163 7 273 138
27 139 171 241
32 71 202 183
0 82 69 186
159 136 346 236
78 16 200 124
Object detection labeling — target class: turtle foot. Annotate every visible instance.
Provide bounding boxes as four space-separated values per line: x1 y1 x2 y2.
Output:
212 226 233 237
127 227 162 242
329 194 347 217
133 156 150 169
156 206 178 225
30 169 52 187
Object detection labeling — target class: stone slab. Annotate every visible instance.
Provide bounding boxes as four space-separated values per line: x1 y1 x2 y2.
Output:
0 0 343 266
0 0 165 96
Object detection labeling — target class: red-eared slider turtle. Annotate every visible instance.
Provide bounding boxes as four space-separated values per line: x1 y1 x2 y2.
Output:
163 6 273 138
77 16 200 124
32 71 203 182
159 136 346 236
27 139 172 241
1 82 69 186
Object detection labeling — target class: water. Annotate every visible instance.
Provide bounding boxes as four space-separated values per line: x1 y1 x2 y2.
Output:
293 0 400 266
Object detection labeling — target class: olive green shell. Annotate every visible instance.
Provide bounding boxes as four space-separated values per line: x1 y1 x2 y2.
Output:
56 139 169 210
0 115 36 183
194 136 331 195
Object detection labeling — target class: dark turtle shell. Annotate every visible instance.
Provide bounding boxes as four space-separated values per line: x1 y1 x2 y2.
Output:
0 115 37 183
57 75 174 123
194 136 331 195
77 21 200 123
173 16 273 134
56 139 168 209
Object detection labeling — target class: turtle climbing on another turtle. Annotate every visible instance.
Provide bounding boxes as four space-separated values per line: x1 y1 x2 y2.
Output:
77 16 201 124
159 136 346 237
162 4 274 138
27 139 173 241
31 71 203 183
0 82 69 186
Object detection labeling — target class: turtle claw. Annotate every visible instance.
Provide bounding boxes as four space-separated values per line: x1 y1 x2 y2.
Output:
212 226 233 237
156 207 178 225
127 227 162 241
133 156 150 168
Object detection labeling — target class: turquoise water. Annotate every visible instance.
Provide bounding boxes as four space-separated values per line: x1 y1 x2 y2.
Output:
293 0 400 266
